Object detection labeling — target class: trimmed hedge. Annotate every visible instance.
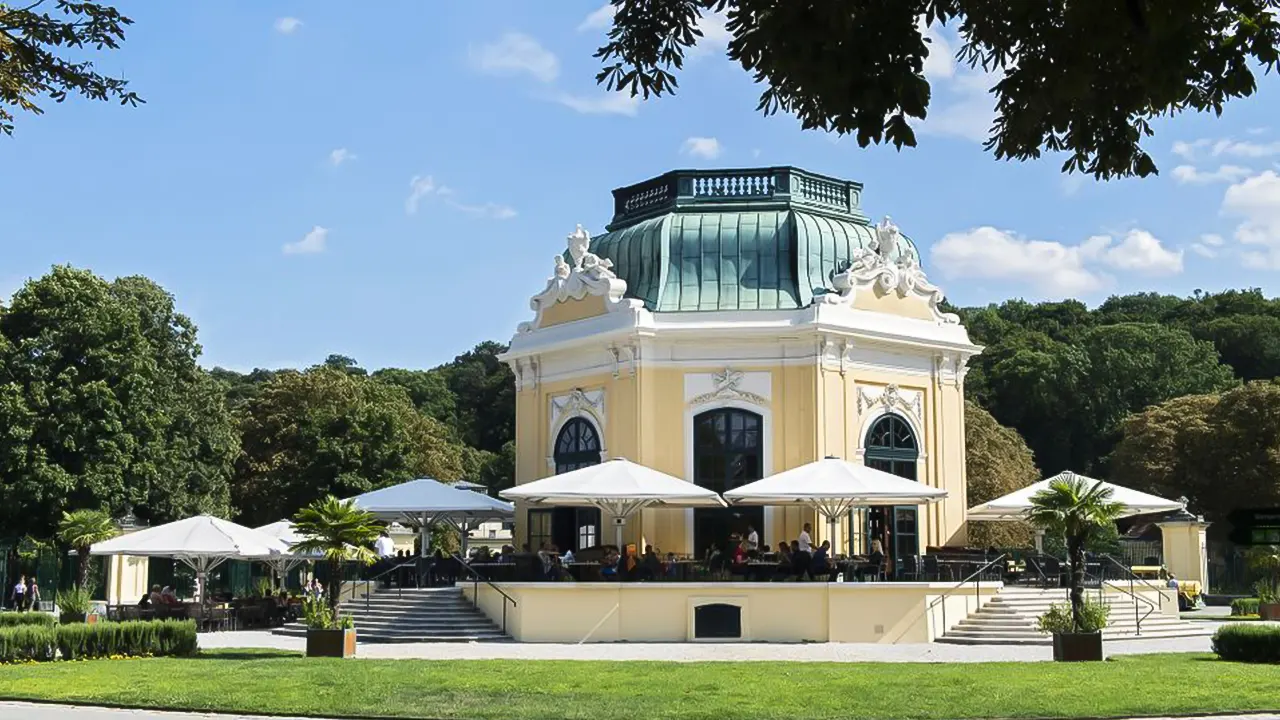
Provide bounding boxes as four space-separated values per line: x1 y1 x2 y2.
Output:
1231 598 1260 616
1212 623 1280 663
0 620 197 664
0 613 57 628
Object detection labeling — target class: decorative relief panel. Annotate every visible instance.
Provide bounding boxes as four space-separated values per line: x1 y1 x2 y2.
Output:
822 216 961 325
550 388 605 430
684 368 771 408
856 383 923 422
518 224 643 334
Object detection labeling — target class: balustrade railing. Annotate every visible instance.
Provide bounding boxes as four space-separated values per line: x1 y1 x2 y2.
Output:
609 167 864 226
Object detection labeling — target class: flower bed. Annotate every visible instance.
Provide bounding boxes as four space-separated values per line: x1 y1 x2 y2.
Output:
0 620 197 664
1230 598 1260 616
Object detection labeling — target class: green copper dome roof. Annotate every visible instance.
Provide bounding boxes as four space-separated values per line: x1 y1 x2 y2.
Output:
588 167 918 312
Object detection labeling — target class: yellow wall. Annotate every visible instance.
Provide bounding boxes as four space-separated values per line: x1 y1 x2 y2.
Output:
514 355 970 554
539 296 609 328
106 555 150 605
467 581 1002 644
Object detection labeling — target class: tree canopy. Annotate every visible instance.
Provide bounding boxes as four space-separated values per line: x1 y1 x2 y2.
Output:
959 293 1247 477
1112 381 1280 533
0 1 142 136
0 266 238 538
595 0 1280 179
231 366 468 526
963 400 1038 549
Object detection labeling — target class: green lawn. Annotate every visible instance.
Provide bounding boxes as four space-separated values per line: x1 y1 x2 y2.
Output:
0 650 1276 720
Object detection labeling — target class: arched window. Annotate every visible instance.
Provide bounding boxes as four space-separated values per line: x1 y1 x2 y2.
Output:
545 417 603 550
692 408 764 556
554 417 601 473
864 414 920 568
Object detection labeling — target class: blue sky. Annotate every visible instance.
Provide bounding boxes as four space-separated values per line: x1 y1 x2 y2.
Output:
3 1 1280 372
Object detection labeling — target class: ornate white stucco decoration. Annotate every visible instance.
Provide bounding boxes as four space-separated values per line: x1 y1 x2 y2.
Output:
685 368 770 408
823 216 961 326
857 383 923 422
517 224 643 333
550 388 605 430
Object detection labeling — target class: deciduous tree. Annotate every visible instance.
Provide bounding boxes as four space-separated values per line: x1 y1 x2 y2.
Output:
964 401 1038 549
595 0 1280 179
0 1 142 136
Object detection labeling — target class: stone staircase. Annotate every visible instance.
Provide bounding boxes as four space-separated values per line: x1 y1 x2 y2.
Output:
936 586 1214 646
274 586 510 643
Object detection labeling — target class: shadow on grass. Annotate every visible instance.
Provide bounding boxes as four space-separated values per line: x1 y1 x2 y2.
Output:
187 650 302 661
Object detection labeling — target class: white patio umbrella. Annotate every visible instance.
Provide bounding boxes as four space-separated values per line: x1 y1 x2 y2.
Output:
91 515 289 601
500 458 727 547
349 478 514 556
255 520 316 586
967 470 1185 551
723 456 948 546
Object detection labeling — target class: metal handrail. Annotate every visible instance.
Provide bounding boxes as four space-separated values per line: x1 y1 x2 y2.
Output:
1097 555 1163 635
927 553 1008 637
451 553 518 635
359 560 418 611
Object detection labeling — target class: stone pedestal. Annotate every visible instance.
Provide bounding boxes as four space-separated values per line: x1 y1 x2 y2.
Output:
1157 516 1211 592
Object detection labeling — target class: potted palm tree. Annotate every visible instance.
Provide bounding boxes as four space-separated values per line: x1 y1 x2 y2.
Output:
1248 546 1280 621
1027 473 1124 662
56 509 119 623
291 496 381 658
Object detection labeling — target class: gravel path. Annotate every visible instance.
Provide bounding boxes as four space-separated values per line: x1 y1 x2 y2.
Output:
196 628 1224 663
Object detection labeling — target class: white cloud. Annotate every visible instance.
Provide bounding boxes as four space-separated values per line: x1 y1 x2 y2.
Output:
329 148 356 166
930 226 1182 295
1092 229 1183 275
1223 170 1280 269
681 136 722 160
919 20 955 80
283 226 327 255
274 17 302 35
472 32 560 83
1173 136 1280 162
687 12 732 58
555 91 639 116
1200 233 1225 247
1061 174 1087 197
577 4 615 32
405 175 438 215
406 174 515 220
1190 243 1217 259
1171 164 1252 185
446 201 518 220
919 71 994 143
931 227 1107 295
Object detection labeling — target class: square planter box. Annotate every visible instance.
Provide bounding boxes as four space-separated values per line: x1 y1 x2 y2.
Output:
306 628 357 658
59 612 98 625
1260 603 1280 621
1052 632 1104 662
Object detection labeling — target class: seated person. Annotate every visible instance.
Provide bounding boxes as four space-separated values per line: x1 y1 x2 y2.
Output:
148 584 163 607
137 592 152 608
857 540 887 581
600 549 620 580
790 540 811 580
810 540 838 581
664 552 679 579
639 545 662 581
160 586 180 605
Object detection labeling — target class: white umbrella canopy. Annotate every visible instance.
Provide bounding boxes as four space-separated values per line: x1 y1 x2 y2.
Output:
967 471 1184 522
500 458 726 546
91 515 289 600
724 457 948 547
349 478 514 523
724 457 948 519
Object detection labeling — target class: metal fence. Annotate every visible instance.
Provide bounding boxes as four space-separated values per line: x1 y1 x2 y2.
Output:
1116 540 1163 567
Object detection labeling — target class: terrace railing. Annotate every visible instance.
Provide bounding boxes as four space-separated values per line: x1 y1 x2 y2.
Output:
607 167 868 228
453 553 517 635
927 553 1008 638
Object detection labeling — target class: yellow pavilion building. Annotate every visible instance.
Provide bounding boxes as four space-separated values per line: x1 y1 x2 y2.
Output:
501 167 982 571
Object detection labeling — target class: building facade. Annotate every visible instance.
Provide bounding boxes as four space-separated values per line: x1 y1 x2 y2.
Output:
501 167 982 567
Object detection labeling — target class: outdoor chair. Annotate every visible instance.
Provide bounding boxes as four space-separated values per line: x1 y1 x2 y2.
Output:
899 555 920 581
921 554 943 582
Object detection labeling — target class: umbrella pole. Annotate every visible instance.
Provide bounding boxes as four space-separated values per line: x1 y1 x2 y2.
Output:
1034 528 1044 554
